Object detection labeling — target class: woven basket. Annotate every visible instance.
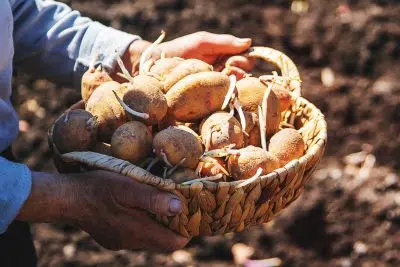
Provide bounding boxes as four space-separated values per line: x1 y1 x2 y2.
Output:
48 47 327 237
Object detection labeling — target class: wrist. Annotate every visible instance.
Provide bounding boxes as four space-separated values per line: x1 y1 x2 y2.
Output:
16 172 81 225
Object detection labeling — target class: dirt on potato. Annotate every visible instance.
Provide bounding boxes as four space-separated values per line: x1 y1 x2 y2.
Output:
10 0 400 266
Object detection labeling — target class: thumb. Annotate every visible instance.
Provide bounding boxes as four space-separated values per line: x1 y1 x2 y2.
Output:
130 182 183 217
196 32 252 55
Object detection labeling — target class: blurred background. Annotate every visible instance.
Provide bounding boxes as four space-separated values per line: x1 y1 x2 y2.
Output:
12 0 399 266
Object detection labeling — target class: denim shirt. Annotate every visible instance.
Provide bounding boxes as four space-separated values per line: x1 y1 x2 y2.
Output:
0 0 139 233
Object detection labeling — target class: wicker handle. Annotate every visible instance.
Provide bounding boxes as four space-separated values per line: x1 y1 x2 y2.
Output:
245 46 302 97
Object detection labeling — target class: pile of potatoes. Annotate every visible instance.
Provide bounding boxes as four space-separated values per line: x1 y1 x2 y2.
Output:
52 35 305 184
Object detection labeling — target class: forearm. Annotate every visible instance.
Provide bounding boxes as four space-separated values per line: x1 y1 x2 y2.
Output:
12 0 140 89
0 157 31 233
16 171 78 225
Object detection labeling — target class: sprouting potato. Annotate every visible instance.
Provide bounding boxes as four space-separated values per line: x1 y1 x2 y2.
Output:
153 125 203 169
268 128 305 166
120 74 168 125
272 85 293 112
199 157 228 177
161 59 213 93
227 146 280 181
111 121 153 164
166 71 230 122
52 109 97 153
81 64 113 103
236 77 281 137
86 81 127 142
200 112 244 150
262 81 294 112
149 57 184 81
236 77 267 112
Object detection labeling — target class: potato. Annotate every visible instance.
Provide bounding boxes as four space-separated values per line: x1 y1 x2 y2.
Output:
200 157 228 177
169 168 198 184
227 146 279 181
236 77 266 112
111 121 153 164
261 81 294 112
149 57 184 80
268 128 305 166
153 125 203 169
236 77 281 137
200 112 244 150
86 81 127 142
81 64 113 103
240 111 261 147
121 74 167 125
166 71 230 122
162 59 213 92
272 85 293 112
52 109 97 153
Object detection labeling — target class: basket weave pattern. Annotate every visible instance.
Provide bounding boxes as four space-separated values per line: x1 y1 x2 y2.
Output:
162 97 327 237
49 47 327 237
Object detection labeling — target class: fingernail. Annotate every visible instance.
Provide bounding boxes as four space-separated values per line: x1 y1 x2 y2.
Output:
168 198 182 215
237 38 251 43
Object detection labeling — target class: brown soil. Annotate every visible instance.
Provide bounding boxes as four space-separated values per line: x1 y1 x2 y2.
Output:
11 0 399 266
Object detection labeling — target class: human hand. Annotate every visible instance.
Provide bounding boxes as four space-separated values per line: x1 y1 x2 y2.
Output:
119 31 255 79
73 170 189 251
18 170 189 252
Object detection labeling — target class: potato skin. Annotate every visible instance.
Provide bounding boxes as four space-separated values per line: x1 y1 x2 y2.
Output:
260 81 293 112
52 109 97 153
268 128 305 166
122 75 167 125
162 59 213 92
236 77 281 137
153 126 203 169
169 168 198 184
240 111 261 147
200 158 227 177
111 121 153 164
166 71 230 122
272 84 293 112
227 146 280 181
200 112 244 150
86 81 127 142
236 77 266 112
81 66 113 103
149 57 184 81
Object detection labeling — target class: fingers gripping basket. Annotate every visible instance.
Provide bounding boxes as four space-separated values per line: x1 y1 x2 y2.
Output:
48 47 327 237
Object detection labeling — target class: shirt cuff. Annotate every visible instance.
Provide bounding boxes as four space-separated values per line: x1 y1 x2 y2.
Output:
0 158 32 234
74 22 141 88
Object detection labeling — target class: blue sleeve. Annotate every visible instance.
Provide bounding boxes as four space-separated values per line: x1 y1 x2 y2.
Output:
11 0 141 89
0 156 32 234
